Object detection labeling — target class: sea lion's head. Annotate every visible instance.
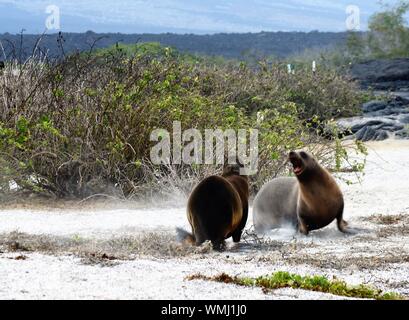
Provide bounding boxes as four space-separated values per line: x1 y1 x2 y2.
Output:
223 163 241 176
288 151 318 179
223 157 244 176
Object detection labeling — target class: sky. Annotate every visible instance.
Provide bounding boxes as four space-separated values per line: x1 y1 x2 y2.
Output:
0 0 405 34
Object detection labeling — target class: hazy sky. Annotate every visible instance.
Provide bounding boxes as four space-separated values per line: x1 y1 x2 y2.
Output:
0 0 405 34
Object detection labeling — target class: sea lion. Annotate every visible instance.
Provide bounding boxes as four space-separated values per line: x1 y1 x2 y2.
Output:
177 163 249 250
253 151 347 235
222 163 249 241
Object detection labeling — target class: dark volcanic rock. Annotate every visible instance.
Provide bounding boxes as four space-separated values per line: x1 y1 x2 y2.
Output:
374 130 389 141
362 101 388 113
344 117 401 133
350 59 409 90
368 106 409 117
337 95 409 141
394 95 409 105
401 115 409 124
396 129 409 138
354 126 390 142
342 59 409 141
355 126 376 141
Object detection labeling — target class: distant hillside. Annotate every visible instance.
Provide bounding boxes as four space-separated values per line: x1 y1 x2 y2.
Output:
0 31 348 61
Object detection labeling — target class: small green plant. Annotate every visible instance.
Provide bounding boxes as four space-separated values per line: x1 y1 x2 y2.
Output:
187 271 405 300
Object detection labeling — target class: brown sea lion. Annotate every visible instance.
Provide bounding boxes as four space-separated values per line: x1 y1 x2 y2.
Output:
253 151 347 235
177 163 249 250
222 163 249 241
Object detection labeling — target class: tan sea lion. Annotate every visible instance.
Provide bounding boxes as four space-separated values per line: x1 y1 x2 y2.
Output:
177 163 249 250
253 151 348 235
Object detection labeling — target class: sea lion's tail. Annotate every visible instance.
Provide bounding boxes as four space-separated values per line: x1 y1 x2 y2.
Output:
176 228 196 245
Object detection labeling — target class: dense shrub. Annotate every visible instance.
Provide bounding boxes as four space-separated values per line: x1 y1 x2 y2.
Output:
196 61 363 119
0 44 365 200
96 43 364 119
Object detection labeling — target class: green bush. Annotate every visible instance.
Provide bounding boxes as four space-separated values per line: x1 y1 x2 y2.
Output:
344 1 409 60
0 44 365 199
367 1 409 58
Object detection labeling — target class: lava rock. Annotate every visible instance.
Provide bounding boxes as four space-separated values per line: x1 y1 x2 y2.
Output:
400 115 409 124
350 59 409 90
362 101 388 113
355 126 377 141
342 59 409 141
374 130 389 141
396 129 409 139
350 119 392 133
337 116 403 141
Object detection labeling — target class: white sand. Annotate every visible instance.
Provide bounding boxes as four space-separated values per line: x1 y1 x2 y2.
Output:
0 139 409 300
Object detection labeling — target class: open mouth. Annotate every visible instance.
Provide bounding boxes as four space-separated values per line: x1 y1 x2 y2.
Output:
289 155 304 176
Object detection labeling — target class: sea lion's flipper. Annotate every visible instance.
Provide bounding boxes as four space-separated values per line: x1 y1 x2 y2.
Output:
176 228 196 245
337 216 367 235
336 203 349 233
297 219 309 235
231 229 243 243
211 240 226 251
337 218 349 233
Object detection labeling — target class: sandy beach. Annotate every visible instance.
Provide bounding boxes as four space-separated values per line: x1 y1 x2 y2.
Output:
1 139 409 300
